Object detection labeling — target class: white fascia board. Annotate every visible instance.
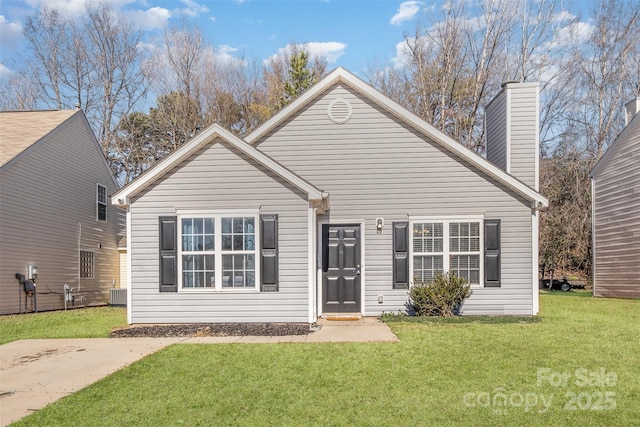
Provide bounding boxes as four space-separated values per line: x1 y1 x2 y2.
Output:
246 67 548 207
112 124 325 206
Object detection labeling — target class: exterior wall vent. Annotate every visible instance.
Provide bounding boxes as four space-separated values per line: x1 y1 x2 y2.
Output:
328 98 352 124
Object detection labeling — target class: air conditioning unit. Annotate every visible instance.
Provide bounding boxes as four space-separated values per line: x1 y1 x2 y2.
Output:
109 289 127 306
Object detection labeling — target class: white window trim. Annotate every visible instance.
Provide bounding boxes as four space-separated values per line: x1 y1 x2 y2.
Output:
177 211 260 292
97 183 107 222
409 216 484 288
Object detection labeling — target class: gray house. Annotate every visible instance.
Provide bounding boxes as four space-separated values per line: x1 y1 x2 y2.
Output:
112 68 547 324
0 110 124 314
591 98 640 298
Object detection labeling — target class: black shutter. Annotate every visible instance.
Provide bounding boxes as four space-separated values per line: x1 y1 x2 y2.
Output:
484 219 501 288
159 216 178 292
260 214 278 292
393 222 409 289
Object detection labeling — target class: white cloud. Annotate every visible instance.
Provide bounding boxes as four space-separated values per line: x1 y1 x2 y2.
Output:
552 10 576 23
0 63 12 80
548 21 593 49
179 0 209 17
391 38 414 68
0 16 23 48
23 0 137 18
390 1 423 25
266 42 347 65
128 7 171 30
209 16 216 23
214 44 244 65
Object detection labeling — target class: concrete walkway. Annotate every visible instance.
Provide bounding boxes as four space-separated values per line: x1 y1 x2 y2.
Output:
0 318 397 426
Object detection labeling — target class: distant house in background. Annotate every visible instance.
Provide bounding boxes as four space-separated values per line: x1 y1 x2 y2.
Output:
591 98 640 298
113 68 548 325
0 110 124 314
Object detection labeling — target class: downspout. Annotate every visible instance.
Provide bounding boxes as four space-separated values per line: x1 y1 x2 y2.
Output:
308 205 318 323
532 206 540 315
126 206 132 323
77 222 81 292
591 177 596 296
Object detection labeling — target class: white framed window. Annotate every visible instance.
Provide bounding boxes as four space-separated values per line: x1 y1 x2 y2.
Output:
411 217 483 287
80 250 94 278
97 184 107 221
178 212 259 291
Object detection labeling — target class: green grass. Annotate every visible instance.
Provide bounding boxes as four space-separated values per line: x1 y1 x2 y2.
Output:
10 292 640 426
0 307 127 344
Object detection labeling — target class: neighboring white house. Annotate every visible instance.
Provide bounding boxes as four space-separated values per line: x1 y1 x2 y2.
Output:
113 68 548 324
591 98 640 298
0 110 125 314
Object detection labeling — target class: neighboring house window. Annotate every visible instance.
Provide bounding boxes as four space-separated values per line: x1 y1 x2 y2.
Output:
179 214 258 290
97 184 107 221
411 219 482 286
80 250 94 278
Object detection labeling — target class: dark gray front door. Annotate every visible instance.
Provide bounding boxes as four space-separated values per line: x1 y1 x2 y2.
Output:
322 224 361 313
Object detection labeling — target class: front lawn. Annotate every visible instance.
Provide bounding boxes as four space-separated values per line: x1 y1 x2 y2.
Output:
0 306 127 345
11 292 640 426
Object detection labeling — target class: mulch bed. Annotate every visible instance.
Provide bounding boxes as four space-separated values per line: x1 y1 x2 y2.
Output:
110 323 311 338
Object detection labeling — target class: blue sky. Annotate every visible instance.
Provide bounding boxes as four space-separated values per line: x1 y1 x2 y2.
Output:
0 0 436 79
0 0 597 81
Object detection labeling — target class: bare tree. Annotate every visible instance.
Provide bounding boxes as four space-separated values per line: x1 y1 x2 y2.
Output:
564 0 640 159
85 2 150 155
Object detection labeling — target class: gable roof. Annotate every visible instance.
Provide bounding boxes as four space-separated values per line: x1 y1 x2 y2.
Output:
0 110 79 167
112 124 326 207
591 111 640 178
246 67 548 207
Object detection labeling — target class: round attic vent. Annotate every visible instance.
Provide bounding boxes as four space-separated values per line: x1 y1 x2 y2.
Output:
328 98 352 124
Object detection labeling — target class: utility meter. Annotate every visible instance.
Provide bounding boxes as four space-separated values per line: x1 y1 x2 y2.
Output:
27 265 38 281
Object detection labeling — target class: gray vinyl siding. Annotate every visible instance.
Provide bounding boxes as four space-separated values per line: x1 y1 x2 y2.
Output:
509 86 538 189
486 90 507 171
0 113 123 314
128 137 310 323
592 115 640 298
255 83 536 315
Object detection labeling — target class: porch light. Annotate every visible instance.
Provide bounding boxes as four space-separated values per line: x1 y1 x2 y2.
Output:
376 218 384 233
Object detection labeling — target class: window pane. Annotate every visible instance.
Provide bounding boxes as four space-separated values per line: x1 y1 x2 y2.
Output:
246 254 255 269
183 272 193 288
205 218 214 234
182 254 214 288
233 235 243 250
413 255 443 283
244 218 255 233
182 218 192 235
413 223 443 254
222 235 232 250
245 235 255 250
233 217 243 233
205 236 214 251
246 271 255 287
206 272 215 287
222 254 256 288
194 235 204 251
470 237 480 252
222 218 232 233
412 224 424 252
450 255 479 285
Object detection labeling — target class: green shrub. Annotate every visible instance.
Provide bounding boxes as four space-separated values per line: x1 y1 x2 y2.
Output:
409 272 472 317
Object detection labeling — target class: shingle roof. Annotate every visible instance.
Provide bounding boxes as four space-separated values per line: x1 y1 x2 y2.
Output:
0 110 78 167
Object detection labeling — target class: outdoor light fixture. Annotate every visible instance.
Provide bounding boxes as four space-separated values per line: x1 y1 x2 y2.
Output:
376 218 384 233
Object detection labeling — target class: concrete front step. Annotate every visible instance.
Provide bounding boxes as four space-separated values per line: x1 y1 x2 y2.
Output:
321 313 362 321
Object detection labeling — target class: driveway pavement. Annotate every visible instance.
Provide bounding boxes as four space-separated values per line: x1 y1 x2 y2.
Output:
0 318 397 425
